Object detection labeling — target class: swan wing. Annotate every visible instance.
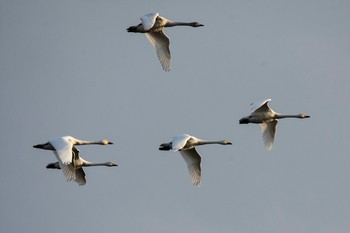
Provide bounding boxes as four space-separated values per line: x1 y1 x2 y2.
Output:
141 13 159 31
145 31 171 71
260 120 278 150
59 163 85 185
71 148 87 185
74 168 87 186
72 146 81 160
49 137 73 165
172 134 191 151
250 99 272 114
59 163 76 183
57 159 86 185
56 146 80 182
180 148 201 187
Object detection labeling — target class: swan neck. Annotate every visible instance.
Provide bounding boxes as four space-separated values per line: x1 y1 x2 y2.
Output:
75 140 103 145
275 114 301 119
83 162 109 167
166 22 195 27
197 140 225 145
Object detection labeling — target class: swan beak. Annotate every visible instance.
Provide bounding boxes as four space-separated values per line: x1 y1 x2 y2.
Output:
305 115 310 118
227 141 233 145
108 142 114 145
198 23 204 27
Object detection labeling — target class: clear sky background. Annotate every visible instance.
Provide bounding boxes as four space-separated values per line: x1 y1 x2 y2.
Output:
1 0 350 232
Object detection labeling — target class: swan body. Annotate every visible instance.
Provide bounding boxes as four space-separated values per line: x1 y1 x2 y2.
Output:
159 134 232 187
239 99 310 150
45 148 117 186
127 13 204 72
33 136 116 185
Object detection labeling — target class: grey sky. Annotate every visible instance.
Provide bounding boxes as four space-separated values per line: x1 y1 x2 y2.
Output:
1 0 350 232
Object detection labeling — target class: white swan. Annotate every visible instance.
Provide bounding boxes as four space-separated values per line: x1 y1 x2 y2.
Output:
33 136 116 185
159 134 232 187
239 99 310 150
45 148 117 185
127 13 204 71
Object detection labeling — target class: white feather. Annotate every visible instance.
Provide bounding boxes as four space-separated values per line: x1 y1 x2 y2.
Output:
141 13 159 31
171 134 191 151
250 98 272 113
180 149 201 187
260 120 278 150
49 136 74 165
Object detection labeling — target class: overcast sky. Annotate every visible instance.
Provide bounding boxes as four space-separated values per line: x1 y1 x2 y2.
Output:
1 0 350 233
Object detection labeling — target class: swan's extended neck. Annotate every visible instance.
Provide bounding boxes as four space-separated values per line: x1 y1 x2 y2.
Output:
165 21 204 27
275 114 310 119
75 140 113 146
83 162 117 167
83 162 107 167
196 140 232 146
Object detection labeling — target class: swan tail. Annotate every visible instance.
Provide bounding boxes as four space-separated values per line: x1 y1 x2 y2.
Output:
159 143 172 151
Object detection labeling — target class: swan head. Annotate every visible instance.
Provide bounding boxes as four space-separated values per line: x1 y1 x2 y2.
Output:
105 162 118 167
101 139 113 145
222 140 233 145
191 22 204 27
299 114 310 119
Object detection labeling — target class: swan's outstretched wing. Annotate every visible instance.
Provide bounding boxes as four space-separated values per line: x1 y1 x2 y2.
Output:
74 168 86 185
141 13 159 31
172 134 191 151
57 146 79 182
60 162 76 182
46 152 87 186
49 137 73 165
250 99 272 114
57 163 86 185
179 148 201 187
260 120 278 150
145 31 171 71
46 159 76 183
59 148 87 185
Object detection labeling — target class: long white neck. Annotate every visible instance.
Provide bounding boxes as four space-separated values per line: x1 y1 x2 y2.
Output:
196 140 229 146
71 138 111 146
75 140 104 145
83 162 113 167
165 21 200 27
275 114 306 119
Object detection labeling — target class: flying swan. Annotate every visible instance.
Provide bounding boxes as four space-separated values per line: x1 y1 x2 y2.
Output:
127 13 204 71
33 136 117 185
159 134 232 187
239 99 310 150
